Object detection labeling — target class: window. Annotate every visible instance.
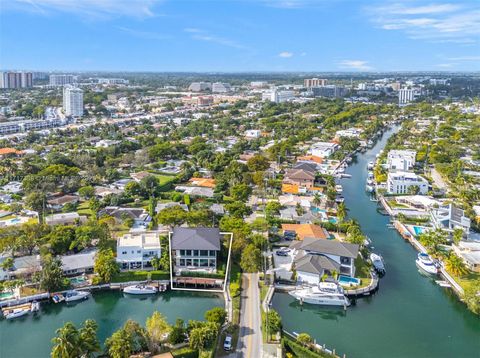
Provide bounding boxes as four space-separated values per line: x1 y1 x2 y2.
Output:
209 250 216 257
200 250 208 256
193 259 199 267
180 250 185 256
209 259 216 267
186 250 192 256
179 259 185 266
186 259 192 266
200 259 209 267
137 250 141 254
122 251 127 255
193 250 199 256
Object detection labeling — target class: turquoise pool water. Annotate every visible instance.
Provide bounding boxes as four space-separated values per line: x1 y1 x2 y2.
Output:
311 207 326 214
412 226 425 236
338 275 360 286
0 291 14 300
69 276 87 285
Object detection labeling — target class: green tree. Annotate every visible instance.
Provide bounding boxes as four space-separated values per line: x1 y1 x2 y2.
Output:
204 307 227 326
78 319 101 357
1 257 14 271
240 244 262 273
230 183 252 202
105 328 133 358
51 322 80 358
145 311 171 353
156 206 188 227
265 309 282 336
168 319 186 344
297 332 312 346
94 249 119 283
445 253 469 277
463 280 480 315
40 255 66 292
78 186 95 200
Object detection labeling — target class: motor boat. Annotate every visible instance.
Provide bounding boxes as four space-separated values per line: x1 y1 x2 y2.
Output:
64 290 90 302
123 285 157 295
289 282 350 307
4 307 30 320
370 253 386 275
365 184 375 193
30 301 40 313
416 253 438 275
335 185 343 193
367 161 374 170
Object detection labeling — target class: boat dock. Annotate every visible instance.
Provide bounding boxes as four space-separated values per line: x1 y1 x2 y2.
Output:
344 271 379 297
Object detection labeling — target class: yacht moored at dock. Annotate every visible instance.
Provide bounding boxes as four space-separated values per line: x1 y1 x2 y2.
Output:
416 253 438 275
289 283 350 307
64 290 90 303
123 285 157 295
370 253 386 275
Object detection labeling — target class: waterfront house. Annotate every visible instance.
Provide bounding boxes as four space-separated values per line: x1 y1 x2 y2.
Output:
387 171 428 195
452 241 480 272
116 231 161 270
290 238 359 284
387 150 416 171
61 248 97 276
45 212 87 226
308 142 339 158
170 227 221 273
0 255 41 280
430 203 471 234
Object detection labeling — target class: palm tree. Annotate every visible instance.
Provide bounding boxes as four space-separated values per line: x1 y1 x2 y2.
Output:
337 202 347 223
445 253 469 277
78 319 100 357
313 193 322 207
51 322 80 358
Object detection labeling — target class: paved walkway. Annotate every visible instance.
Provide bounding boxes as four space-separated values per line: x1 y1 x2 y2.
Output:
430 167 448 190
237 273 262 358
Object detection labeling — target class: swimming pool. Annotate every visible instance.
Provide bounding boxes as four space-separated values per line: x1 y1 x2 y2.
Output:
338 275 361 287
0 291 15 301
412 226 426 236
69 276 87 285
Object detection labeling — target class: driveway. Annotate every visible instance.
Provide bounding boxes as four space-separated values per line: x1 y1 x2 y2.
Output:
237 273 262 358
272 250 294 281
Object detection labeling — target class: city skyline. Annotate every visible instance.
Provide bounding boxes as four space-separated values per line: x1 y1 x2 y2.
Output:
1 0 479 72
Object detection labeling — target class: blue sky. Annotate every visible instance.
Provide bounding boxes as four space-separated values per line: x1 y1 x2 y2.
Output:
1 0 479 72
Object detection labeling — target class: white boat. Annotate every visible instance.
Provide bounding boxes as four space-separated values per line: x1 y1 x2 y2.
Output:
370 253 386 274
365 185 375 193
64 290 90 302
30 301 40 313
4 307 30 320
367 161 374 170
416 253 438 275
289 282 350 307
123 285 157 295
335 185 343 193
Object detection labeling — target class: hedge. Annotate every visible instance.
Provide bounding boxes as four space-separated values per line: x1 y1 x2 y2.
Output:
283 336 336 358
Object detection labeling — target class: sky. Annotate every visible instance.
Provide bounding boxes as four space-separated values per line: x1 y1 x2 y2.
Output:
0 0 479 72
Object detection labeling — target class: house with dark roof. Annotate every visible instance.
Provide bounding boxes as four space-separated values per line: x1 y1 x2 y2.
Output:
170 227 221 273
283 168 316 189
290 237 359 284
102 206 151 228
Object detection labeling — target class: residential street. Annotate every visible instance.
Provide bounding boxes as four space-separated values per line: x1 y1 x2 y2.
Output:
237 273 262 358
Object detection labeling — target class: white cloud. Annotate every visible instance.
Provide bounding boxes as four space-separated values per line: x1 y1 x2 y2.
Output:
338 60 373 71
447 56 480 61
368 2 480 43
184 28 247 50
279 51 294 58
117 26 170 40
5 0 161 19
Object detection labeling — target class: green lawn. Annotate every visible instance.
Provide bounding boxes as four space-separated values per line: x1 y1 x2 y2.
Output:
111 270 170 283
77 201 94 218
353 257 372 288
448 270 480 291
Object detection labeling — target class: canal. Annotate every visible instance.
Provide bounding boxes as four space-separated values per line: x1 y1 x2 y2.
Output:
0 290 223 357
272 126 480 358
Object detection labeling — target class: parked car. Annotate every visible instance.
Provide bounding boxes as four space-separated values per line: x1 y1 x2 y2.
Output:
223 335 232 351
276 248 290 256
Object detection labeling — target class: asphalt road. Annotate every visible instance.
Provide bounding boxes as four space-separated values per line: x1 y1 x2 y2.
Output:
237 273 262 358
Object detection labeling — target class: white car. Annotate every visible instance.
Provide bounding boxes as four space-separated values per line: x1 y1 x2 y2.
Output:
223 335 232 351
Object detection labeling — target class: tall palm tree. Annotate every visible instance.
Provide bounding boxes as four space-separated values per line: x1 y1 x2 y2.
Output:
78 319 100 357
51 322 80 358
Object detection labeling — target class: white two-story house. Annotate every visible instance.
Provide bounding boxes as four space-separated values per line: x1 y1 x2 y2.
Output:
116 231 161 270
290 238 359 285
387 150 416 171
387 171 428 195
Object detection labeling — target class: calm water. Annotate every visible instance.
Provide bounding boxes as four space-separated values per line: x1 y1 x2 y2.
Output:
0 290 223 358
272 127 480 358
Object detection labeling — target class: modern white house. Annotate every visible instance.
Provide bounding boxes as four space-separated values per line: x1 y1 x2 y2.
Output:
387 150 416 171
387 171 429 195
308 142 339 158
430 203 471 234
452 241 480 272
170 227 221 274
290 238 359 285
244 129 262 139
116 231 161 270
61 249 97 276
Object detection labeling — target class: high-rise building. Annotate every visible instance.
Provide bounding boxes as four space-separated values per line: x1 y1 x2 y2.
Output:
188 82 212 91
262 89 294 103
304 78 327 88
312 85 347 98
398 89 415 104
0 71 33 89
212 82 232 93
63 86 84 117
50 74 75 86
